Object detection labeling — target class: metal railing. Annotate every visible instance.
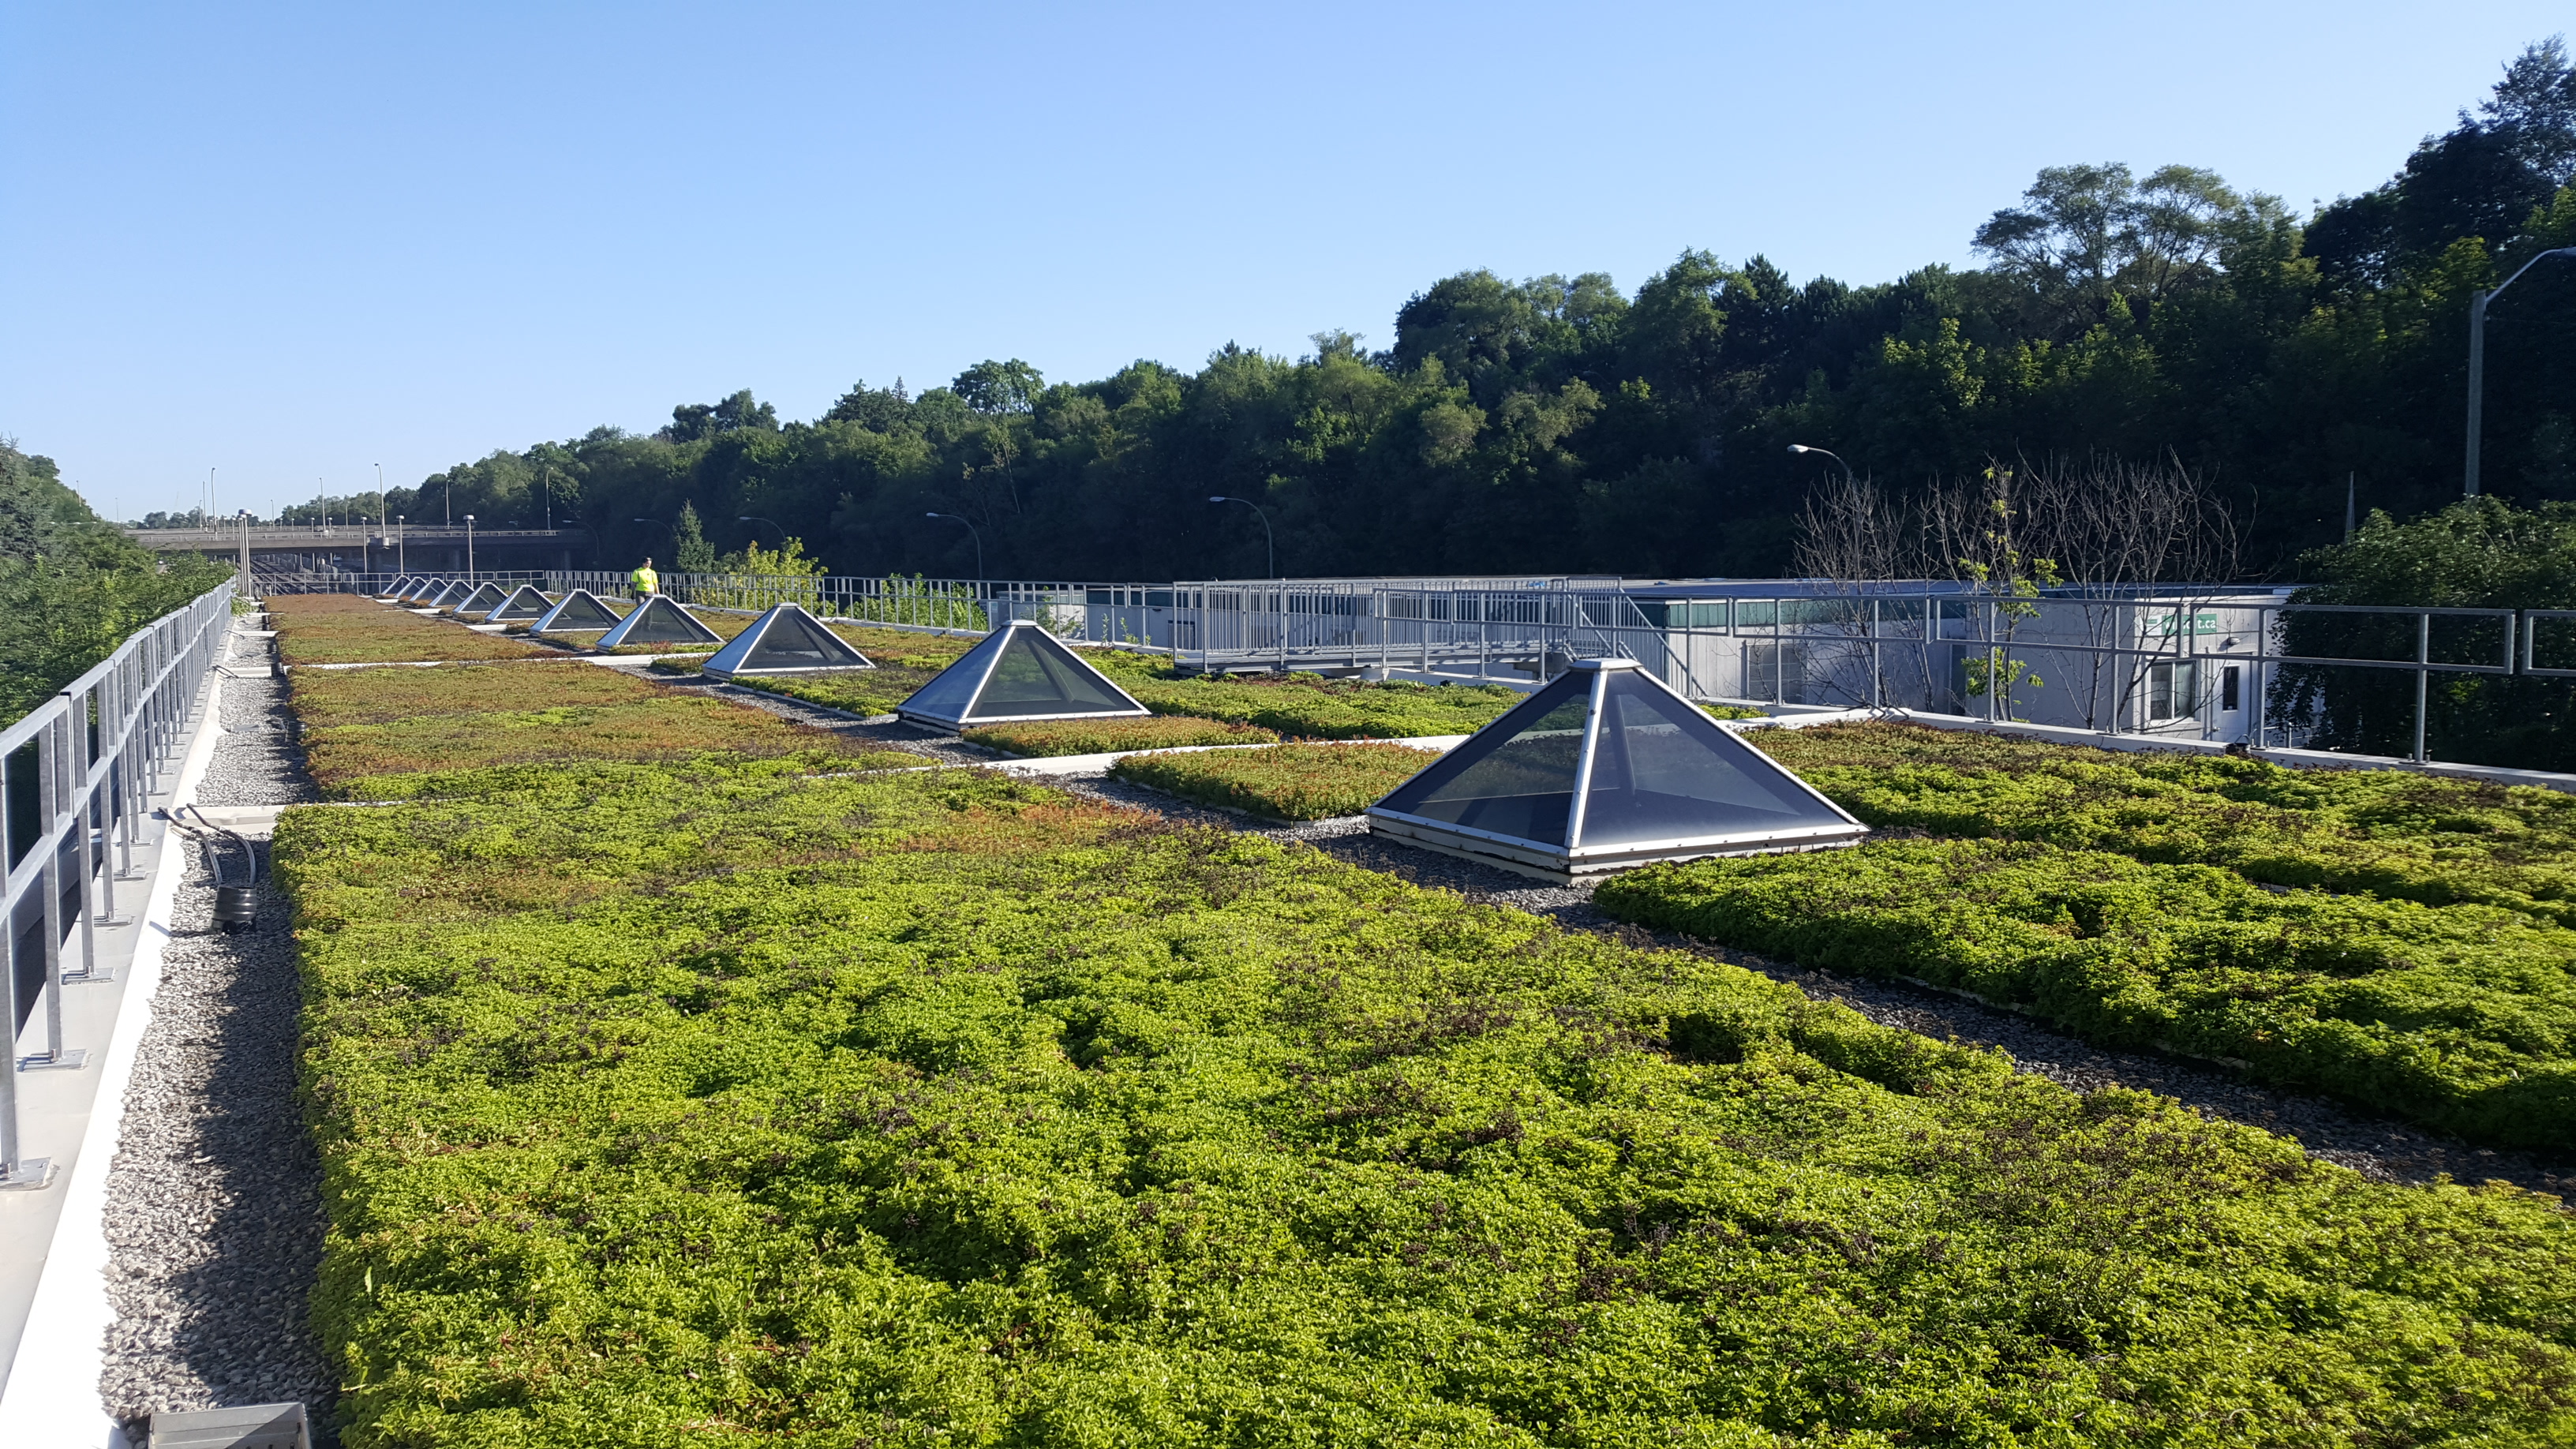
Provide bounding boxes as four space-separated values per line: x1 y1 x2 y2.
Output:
2 580 235 1188
1620 590 2530 762
543 571 1102 632
243 567 2576 762
256 570 549 595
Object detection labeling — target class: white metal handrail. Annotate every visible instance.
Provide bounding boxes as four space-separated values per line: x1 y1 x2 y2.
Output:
0 580 235 1188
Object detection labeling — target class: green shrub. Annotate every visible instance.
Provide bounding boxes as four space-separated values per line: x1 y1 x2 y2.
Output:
1595 837 2576 1151
276 767 2576 1446
1110 741 1432 819
963 716 1277 756
1751 721 2576 924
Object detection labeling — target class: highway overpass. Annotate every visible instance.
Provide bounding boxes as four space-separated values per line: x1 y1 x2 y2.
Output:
123 525 597 574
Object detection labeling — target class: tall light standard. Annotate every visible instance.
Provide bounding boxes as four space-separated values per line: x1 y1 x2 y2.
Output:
1788 443 1875 707
2465 247 2576 497
463 514 477 582
1785 443 1857 486
739 515 788 547
1208 496 1275 577
395 515 406 575
925 512 983 582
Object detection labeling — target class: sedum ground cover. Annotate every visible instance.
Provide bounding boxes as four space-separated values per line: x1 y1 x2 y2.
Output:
1088 653 1527 739
272 691 2576 1445
290 660 664 728
1110 741 1434 820
289 660 918 799
1588 721 2576 1153
1747 722 2576 923
651 628 979 715
1597 839 2576 1152
963 717 1278 757
271 594 552 665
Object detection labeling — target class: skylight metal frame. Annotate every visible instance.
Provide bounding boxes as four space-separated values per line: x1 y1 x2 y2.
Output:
1365 657 1866 880
894 620 1149 730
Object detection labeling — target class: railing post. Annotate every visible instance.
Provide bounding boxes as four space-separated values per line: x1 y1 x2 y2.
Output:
2414 611 2432 764
27 720 84 1072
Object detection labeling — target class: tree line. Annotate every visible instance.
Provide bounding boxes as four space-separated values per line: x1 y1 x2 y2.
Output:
3 442 231 723
260 40 2576 586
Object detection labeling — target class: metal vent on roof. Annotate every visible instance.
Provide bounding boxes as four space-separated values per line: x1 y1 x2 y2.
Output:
149 1402 310 1449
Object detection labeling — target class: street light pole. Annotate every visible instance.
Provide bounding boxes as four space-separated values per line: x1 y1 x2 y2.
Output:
739 515 788 547
2466 247 2576 497
396 515 406 574
1786 443 1858 486
1208 496 1276 577
925 512 983 582
464 514 477 582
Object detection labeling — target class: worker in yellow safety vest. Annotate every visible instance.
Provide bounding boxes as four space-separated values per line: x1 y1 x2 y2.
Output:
631 557 659 596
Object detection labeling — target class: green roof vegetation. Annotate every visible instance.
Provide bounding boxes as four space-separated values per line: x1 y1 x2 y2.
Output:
1110 741 1433 820
267 665 2576 1444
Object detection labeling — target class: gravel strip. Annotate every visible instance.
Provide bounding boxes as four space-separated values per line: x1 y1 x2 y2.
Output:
99 626 333 1440
1057 767 2575 1198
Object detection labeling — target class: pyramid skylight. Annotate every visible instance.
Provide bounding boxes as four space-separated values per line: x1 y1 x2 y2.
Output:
404 578 448 603
594 594 723 649
425 582 470 608
481 584 552 623
380 576 421 599
530 589 624 633
449 582 507 615
700 603 874 680
896 620 1148 729
1367 658 1865 880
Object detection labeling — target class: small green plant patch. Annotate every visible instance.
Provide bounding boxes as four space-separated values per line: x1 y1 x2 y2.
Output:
657 661 946 717
649 627 975 713
1110 740 1432 819
1085 655 1526 739
963 717 1277 757
302 694 903 800
1595 837 2576 1151
271 593 552 665
275 765 2576 1447
1748 721 2576 924
289 661 660 728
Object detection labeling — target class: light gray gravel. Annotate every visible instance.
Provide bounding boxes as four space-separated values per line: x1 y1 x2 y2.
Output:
99 625 332 1441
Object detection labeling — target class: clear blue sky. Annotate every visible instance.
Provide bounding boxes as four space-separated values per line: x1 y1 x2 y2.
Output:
5 1 2565 524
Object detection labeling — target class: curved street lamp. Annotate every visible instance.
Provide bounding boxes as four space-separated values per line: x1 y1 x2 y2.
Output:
925 512 983 582
2466 247 2576 497
739 515 788 547
1208 496 1276 578
1785 443 1858 485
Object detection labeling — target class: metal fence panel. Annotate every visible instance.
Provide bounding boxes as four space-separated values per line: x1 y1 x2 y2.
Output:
0 579 234 1188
